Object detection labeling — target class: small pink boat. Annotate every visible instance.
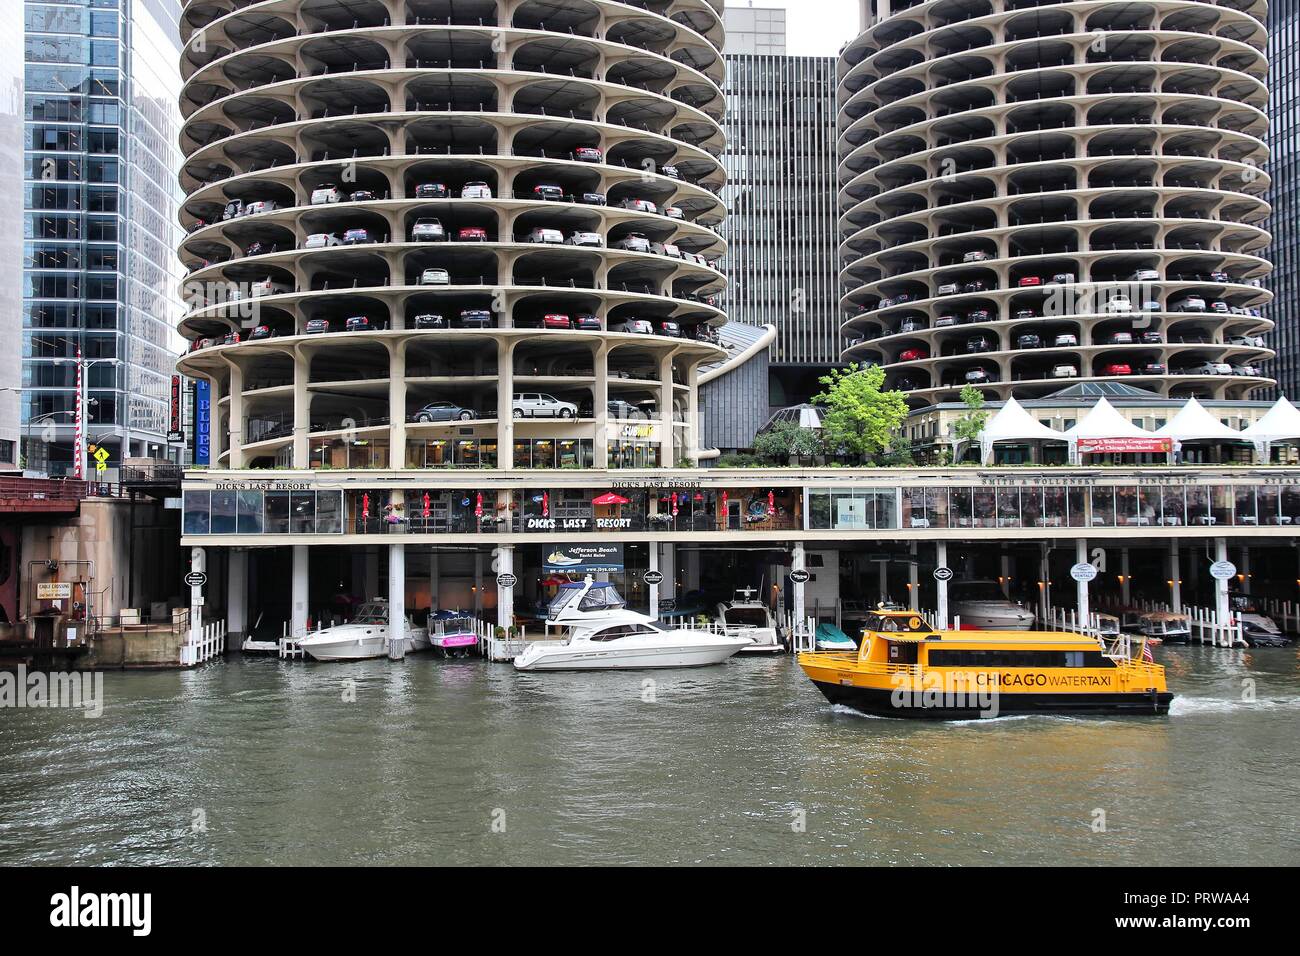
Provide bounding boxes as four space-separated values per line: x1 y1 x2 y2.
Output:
430 613 479 659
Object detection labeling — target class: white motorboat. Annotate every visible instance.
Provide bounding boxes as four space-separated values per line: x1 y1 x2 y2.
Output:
298 601 429 661
1138 611 1191 645
429 611 479 658
715 587 784 653
514 577 750 671
948 579 1035 630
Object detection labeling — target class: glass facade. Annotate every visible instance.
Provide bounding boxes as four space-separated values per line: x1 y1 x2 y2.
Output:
22 0 183 475
720 49 840 367
1268 0 1300 397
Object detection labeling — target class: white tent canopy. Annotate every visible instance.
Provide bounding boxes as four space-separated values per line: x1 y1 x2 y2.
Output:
1154 397 1242 442
978 397 1066 464
1241 397 1300 442
1064 397 1153 439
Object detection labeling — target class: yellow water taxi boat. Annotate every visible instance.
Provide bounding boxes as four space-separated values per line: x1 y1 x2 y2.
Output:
798 608 1172 719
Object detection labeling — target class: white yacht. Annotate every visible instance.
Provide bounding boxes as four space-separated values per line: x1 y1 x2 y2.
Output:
514 578 750 671
715 587 784 653
948 579 1035 630
298 601 429 661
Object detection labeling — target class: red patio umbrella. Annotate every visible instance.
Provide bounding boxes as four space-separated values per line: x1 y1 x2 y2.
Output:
422 492 430 519
474 492 483 517
362 492 370 520
543 491 549 517
592 492 631 506
768 490 776 516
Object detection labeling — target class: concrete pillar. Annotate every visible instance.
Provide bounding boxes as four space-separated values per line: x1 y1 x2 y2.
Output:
291 544 308 637
1239 546 1251 595
908 541 919 610
292 348 310 468
1214 537 1230 636
189 546 206 643
1120 547 1131 603
685 362 700 464
660 542 677 604
648 543 659 619
593 341 610 468
388 542 405 659
1000 552 1011 597
792 541 806 624
227 549 248 639
658 350 675 466
388 341 407 465
1169 540 1182 613
936 540 949 629
225 359 244 469
496 544 514 629
1076 538 1089 627
496 340 514 464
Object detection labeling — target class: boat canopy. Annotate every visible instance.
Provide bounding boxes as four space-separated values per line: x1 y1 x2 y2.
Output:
547 580 626 619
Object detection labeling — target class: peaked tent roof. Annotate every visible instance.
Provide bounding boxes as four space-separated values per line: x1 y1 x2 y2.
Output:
981 397 1067 442
1154 397 1243 442
1063 397 1154 439
1241 397 1300 442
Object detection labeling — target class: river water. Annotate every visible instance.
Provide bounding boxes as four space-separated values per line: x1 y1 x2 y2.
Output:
1 646 1298 866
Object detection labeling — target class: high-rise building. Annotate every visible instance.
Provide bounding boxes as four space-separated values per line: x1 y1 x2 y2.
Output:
1 17 23 469
839 0 1274 405
717 4 840 425
21 0 185 477
1267 0 1300 397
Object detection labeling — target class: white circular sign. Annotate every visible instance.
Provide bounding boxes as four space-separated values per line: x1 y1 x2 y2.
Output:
1070 562 1098 583
932 567 953 582
496 572 517 588
1209 560 1237 581
643 569 663 585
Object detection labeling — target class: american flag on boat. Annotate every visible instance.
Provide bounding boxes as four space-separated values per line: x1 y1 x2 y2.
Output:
1141 641 1154 663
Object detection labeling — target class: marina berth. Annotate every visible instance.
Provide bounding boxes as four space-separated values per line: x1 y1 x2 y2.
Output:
798 609 1172 720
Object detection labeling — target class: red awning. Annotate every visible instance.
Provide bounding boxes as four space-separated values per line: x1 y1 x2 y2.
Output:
592 492 631 505
1078 437 1172 454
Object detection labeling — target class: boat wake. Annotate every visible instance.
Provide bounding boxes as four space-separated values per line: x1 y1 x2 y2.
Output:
1170 696 1300 716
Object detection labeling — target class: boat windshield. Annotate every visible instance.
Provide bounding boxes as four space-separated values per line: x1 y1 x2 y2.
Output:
352 603 387 624
864 613 931 633
547 582 626 620
724 607 770 628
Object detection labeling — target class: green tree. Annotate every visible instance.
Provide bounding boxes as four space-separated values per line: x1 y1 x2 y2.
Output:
812 363 909 462
951 385 990 444
752 421 824 463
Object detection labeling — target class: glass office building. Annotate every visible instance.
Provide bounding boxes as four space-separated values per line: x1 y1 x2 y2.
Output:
1268 0 1300 397
720 7 842 378
22 0 184 475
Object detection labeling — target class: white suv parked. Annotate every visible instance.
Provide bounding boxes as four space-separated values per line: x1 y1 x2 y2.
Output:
310 185 341 205
304 233 340 249
511 392 577 418
527 227 563 244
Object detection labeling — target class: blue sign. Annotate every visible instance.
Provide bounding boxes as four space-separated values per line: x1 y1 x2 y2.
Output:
194 380 211 466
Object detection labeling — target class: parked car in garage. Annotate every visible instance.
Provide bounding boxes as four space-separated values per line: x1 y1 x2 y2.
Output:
1054 332 1078 347
311 184 341 205
457 226 488 241
1140 362 1167 375
580 192 606 205
1017 275 1043 287
937 282 960 295
898 347 928 361
412 313 446 329
532 183 564 201
1185 361 1233 375
572 313 602 330
964 368 993 383
651 241 681 258
250 279 291 297
963 250 990 263
934 314 959 327
1103 363 1132 375
608 400 646 419
346 316 380 332
615 233 651 252
1129 268 1160 281
1173 296 1206 312
1139 330 1163 344
1104 294 1133 313
461 181 492 199
419 268 450 285
1050 272 1075 284
963 280 989 293
411 218 446 241
1016 333 1042 349
457 309 493 328
348 189 375 202
512 393 577 418
655 321 681 337
410 401 475 423
620 197 657 213
1107 331 1134 344
342 227 373 244
965 336 992 353
1228 334 1265 347
305 318 332 334
966 309 992 323
611 318 653 334
414 182 448 199
663 206 684 220
574 146 602 162
248 325 277 340
566 231 603 247
527 226 563 244
660 164 680 179
304 232 341 249
1052 364 1078 378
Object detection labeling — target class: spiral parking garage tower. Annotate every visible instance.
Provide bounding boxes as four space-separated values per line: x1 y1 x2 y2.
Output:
175 0 728 471
838 0 1274 404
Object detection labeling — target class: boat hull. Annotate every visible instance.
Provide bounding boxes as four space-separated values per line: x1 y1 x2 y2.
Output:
810 680 1173 719
736 627 785 654
514 641 744 671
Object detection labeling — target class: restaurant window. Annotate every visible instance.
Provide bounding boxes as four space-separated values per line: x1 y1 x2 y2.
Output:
290 492 315 533
182 490 210 534
1090 487 1115 526
237 491 264 533
264 492 290 533
210 490 237 534
1233 487 1257 525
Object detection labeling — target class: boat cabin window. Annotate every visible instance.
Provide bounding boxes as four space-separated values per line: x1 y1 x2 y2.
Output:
352 603 387 624
865 613 930 633
887 641 918 664
547 583 627 620
927 649 1113 667
724 607 770 627
590 623 660 642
